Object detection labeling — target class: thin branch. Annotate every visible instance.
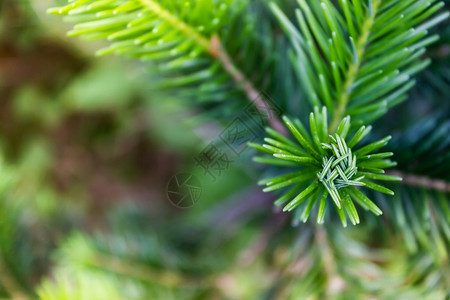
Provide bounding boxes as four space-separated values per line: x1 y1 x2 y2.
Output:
88 253 203 288
388 171 450 193
210 36 288 135
315 226 346 298
237 207 288 266
427 44 450 58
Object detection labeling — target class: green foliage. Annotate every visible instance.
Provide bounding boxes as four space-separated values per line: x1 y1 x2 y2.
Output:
247 0 448 229
0 0 447 299
48 1 234 113
38 270 122 300
271 0 449 128
47 0 284 122
35 207 226 300
251 108 401 226
390 187 449 263
35 209 450 300
48 0 233 57
279 228 449 299
390 116 450 180
413 2 450 107
372 116 450 262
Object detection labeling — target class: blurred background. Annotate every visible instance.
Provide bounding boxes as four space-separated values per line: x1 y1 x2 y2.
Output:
0 1 268 298
0 0 448 299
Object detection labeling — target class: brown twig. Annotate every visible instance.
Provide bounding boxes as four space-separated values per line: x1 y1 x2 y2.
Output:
137 2 287 135
315 226 346 298
387 171 450 193
89 253 202 288
237 207 289 266
209 36 288 136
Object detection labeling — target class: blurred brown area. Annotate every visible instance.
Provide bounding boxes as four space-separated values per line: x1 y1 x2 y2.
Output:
0 1 252 297
0 0 86 93
0 0 182 226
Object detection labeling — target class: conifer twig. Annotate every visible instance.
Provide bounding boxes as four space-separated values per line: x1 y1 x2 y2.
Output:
210 36 288 135
88 252 201 288
388 171 450 193
238 207 288 266
315 226 346 297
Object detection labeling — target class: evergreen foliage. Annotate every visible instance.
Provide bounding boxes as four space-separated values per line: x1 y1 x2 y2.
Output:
251 108 401 226
0 0 447 299
47 0 288 122
271 0 449 127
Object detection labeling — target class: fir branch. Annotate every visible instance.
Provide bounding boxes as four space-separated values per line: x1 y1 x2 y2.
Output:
378 184 449 262
210 36 287 134
49 0 286 133
330 0 381 132
272 0 449 128
386 116 450 193
251 108 398 226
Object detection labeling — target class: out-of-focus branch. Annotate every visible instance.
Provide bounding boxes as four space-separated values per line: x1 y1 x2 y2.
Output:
210 36 288 135
388 171 450 193
315 226 346 297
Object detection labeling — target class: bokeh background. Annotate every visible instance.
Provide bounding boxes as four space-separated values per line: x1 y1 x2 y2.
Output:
0 1 267 298
0 0 448 299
